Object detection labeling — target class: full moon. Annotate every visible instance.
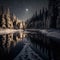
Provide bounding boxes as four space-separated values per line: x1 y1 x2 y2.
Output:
26 8 29 12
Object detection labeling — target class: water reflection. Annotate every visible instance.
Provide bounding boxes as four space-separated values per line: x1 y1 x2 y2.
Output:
27 32 49 60
0 30 52 60
0 31 27 60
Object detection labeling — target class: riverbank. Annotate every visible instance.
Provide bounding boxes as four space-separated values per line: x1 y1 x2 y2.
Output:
0 29 24 35
25 29 60 40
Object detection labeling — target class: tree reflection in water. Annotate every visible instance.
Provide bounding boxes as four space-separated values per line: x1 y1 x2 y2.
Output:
0 31 27 60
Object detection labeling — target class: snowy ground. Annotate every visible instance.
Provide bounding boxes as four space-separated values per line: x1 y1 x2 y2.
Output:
1 29 60 39
13 38 43 60
25 29 60 39
0 29 24 35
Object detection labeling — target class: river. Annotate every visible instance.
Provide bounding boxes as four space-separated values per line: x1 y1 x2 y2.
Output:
0 30 46 60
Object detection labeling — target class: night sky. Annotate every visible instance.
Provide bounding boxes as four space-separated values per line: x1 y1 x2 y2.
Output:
0 0 48 20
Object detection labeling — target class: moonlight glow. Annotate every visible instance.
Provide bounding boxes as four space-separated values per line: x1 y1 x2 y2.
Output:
26 9 29 12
